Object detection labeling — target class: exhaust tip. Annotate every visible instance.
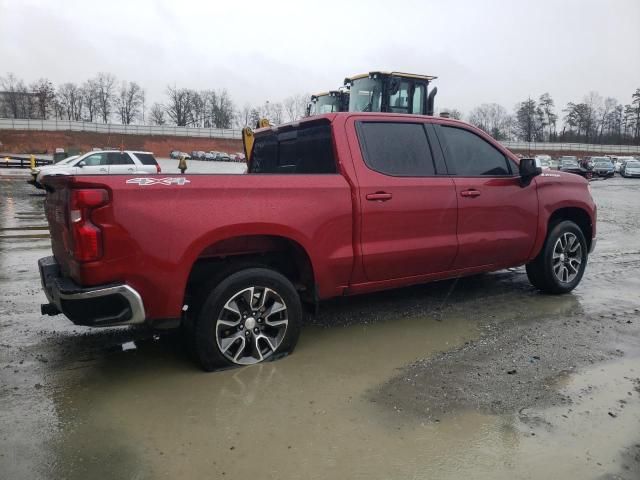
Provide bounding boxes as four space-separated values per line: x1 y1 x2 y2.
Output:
41 303 60 316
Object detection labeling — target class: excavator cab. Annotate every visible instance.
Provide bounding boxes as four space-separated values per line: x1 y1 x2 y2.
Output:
306 90 349 116
344 71 437 115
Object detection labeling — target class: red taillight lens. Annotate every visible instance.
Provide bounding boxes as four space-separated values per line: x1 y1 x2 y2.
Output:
67 189 109 262
71 189 109 209
156 164 161 173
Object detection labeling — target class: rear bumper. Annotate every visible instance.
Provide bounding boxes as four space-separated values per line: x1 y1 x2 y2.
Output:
38 256 146 327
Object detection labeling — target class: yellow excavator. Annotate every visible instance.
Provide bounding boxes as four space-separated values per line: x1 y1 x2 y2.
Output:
344 71 437 115
242 118 270 164
305 89 349 116
244 71 438 160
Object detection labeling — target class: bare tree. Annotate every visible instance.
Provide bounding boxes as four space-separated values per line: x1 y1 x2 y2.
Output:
0 73 32 118
81 79 100 122
149 103 166 125
57 82 84 120
538 93 557 140
271 102 284 124
95 72 116 123
632 88 640 140
236 103 252 127
30 78 55 119
468 103 510 140
115 81 144 124
165 85 193 126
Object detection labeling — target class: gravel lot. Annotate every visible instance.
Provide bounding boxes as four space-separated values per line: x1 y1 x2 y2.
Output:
0 174 639 480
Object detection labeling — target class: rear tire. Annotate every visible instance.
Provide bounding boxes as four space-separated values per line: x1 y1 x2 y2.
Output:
193 268 302 371
526 220 588 294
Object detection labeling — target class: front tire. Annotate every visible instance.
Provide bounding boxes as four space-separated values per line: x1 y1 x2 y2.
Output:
526 220 588 294
193 268 302 371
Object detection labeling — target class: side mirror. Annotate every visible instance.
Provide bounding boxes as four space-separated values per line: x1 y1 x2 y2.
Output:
519 158 542 187
77 161 84 168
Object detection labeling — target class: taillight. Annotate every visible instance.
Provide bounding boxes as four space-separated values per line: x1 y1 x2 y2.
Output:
156 164 161 173
67 189 109 262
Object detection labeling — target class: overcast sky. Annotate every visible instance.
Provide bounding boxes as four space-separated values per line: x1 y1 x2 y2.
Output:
1 0 639 117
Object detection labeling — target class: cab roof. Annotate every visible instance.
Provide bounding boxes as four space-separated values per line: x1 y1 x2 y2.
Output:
345 71 437 83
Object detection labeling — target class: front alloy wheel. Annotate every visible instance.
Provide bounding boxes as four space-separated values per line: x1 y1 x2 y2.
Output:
526 220 588 294
551 232 583 284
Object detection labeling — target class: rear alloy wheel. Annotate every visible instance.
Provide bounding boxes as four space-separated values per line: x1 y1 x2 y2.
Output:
194 268 302 371
526 220 588 294
216 286 289 365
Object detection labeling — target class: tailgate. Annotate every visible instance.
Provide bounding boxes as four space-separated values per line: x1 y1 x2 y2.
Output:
44 177 74 275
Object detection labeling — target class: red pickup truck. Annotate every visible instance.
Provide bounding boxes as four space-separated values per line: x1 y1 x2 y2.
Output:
39 113 596 370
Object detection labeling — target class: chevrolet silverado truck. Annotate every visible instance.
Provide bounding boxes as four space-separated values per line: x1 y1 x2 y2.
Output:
38 113 597 370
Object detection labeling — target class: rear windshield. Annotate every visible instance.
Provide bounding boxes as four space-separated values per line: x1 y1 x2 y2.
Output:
134 153 158 165
249 123 336 174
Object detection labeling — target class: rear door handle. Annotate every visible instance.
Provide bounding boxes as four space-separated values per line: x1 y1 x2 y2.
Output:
366 192 393 201
99 168 107 172
460 189 481 198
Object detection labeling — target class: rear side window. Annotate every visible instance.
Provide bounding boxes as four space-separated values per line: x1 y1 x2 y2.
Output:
134 153 158 165
107 152 134 165
250 123 336 174
356 122 435 176
439 126 511 176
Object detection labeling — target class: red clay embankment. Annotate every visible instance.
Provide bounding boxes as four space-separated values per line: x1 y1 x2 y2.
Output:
0 130 243 156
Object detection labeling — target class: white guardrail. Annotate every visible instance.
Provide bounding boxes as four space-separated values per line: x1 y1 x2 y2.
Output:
500 140 640 154
0 117 242 140
1 118 639 153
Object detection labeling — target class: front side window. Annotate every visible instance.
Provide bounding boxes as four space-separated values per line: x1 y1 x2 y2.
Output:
356 122 435 176
81 153 107 166
439 126 511 176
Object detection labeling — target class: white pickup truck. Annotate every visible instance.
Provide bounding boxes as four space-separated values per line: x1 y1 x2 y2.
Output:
31 150 160 189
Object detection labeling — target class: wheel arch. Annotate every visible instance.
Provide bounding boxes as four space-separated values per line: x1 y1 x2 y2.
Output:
547 207 593 251
183 233 317 309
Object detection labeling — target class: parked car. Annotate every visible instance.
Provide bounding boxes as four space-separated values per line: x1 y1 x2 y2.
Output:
204 152 215 161
621 159 640 178
190 151 200 160
29 155 79 187
590 157 615 178
534 155 552 170
219 152 231 162
560 157 592 179
31 150 160 189
616 156 637 174
170 150 181 159
38 113 596 371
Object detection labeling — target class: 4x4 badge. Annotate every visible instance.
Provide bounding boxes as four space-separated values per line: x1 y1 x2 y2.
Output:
126 177 191 186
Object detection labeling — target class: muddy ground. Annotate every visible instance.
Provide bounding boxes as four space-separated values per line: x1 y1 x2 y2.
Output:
1 173 639 479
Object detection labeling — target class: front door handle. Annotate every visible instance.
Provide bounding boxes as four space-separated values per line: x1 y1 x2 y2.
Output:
366 192 393 201
460 189 481 198
127 168 134 172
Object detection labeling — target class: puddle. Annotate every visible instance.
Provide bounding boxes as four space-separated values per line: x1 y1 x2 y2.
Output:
45 313 479 480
